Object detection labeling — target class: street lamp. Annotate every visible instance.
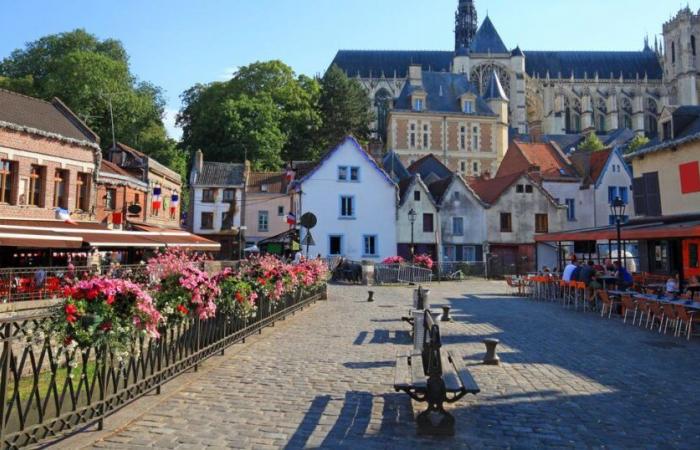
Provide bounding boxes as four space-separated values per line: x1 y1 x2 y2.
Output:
408 208 417 262
609 196 626 267
238 226 247 261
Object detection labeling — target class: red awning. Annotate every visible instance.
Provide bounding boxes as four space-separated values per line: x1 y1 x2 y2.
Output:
0 226 83 248
536 220 700 243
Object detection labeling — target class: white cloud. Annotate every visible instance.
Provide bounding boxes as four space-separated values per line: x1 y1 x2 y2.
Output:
163 108 182 141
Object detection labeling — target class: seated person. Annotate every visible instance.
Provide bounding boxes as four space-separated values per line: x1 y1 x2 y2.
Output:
614 261 633 291
666 277 679 296
562 258 578 282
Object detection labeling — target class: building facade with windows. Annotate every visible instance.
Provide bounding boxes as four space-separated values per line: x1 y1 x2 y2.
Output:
244 171 295 245
385 66 508 176
395 174 440 260
105 142 182 229
95 160 148 226
293 136 397 261
188 150 245 259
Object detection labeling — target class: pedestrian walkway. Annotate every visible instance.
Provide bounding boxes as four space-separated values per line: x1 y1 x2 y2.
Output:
75 281 700 449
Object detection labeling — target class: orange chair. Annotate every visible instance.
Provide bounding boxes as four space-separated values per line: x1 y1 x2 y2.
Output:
662 303 680 335
674 305 699 340
620 294 637 324
598 290 620 318
646 301 665 332
635 299 650 326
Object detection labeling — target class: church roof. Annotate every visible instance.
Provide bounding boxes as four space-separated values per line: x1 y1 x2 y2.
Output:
382 150 411 181
330 50 452 79
394 71 495 115
469 16 509 54
524 50 663 80
483 71 508 101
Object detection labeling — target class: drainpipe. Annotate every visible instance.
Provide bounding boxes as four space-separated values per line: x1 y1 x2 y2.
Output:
442 116 448 166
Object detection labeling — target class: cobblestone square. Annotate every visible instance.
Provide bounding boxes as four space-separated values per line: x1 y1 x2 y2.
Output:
82 281 700 449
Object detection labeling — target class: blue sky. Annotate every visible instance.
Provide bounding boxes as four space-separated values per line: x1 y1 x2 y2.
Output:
2 0 698 140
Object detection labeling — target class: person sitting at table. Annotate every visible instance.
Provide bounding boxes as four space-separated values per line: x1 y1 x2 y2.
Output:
580 260 599 299
614 261 633 291
666 277 679 296
604 258 616 274
562 257 579 282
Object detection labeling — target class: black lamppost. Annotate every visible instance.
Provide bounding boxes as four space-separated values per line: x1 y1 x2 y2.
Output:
408 208 417 262
610 196 626 267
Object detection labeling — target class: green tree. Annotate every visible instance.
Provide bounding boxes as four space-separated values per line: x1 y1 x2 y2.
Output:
625 134 650 154
577 132 605 152
178 61 321 169
0 29 186 179
318 65 374 148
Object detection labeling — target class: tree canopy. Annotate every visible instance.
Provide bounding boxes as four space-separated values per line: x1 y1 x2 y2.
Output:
624 134 650 154
577 133 605 152
0 29 186 179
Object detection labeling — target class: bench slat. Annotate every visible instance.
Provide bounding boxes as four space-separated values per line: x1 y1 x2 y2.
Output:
440 351 464 392
394 353 412 389
412 311 425 350
445 350 480 394
409 353 427 389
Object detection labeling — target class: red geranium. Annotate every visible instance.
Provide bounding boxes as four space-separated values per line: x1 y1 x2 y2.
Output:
86 288 100 300
177 304 189 315
99 322 112 331
106 294 116 305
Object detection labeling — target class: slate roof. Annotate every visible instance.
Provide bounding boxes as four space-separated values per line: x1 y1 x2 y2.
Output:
407 154 453 181
330 50 453 79
627 106 700 159
469 17 509 54
382 150 410 181
394 71 495 115
483 71 508 101
524 50 663 80
0 89 98 144
193 161 245 187
427 176 454 204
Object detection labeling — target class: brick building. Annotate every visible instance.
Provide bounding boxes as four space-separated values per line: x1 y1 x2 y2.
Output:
95 160 148 226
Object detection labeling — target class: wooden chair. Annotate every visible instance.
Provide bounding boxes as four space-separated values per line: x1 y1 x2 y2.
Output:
620 294 637 324
598 290 620 319
573 282 587 311
646 301 665 332
634 299 650 327
662 303 680 336
674 305 699 341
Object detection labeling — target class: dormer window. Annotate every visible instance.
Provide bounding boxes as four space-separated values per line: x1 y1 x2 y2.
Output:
463 100 474 114
413 98 424 111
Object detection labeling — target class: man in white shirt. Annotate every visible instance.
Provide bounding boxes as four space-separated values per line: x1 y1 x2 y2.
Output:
562 259 578 282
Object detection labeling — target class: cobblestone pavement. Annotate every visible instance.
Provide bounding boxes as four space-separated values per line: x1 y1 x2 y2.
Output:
87 281 700 449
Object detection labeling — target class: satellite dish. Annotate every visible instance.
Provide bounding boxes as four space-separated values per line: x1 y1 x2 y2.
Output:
300 212 317 229
127 204 142 215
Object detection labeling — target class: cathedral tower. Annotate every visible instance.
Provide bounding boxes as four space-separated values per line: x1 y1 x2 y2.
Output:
663 7 700 106
455 0 478 54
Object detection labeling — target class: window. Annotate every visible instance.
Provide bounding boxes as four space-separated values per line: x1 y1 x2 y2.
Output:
472 126 479 150
75 172 90 211
463 100 473 113
104 188 117 210
200 212 214 230
500 213 512 232
608 186 618 204
221 212 230 230
422 124 429 148
338 166 348 181
535 214 549 233
0 160 16 204
349 167 359 181
516 184 524 193
29 165 45 207
409 123 416 148
565 198 576 221
619 186 629 204
329 235 343 256
223 189 235 202
689 243 699 269
202 188 216 203
525 185 533 194
452 217 464 236
278 205 285 216
414 190 421 201
472 161 480 175
693 35 697 56
443 245 455 261
423 213 434 232
340 196 355 218
413 99 423 111
363 235 378 257
460 161 466 173
672 41 676 64
52 169 69 208
460 126 466 150
258 210 269 232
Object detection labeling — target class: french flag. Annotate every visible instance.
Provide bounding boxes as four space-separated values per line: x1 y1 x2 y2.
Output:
286 212 296 225
169 193 179 218
152 185 162 212
55 208 77 225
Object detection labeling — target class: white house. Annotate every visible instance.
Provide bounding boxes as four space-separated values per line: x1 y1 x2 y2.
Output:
293 136 398 261
396 174 440 260
188 150 245 259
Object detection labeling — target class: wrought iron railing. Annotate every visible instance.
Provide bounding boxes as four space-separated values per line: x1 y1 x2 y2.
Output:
0 265 151 304
0 284 326 448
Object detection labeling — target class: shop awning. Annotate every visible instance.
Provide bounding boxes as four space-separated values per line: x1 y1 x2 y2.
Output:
535 219 700 243
0 227 83 248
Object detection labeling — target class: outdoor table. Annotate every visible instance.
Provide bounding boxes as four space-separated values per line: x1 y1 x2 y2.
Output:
685 284 700 300
644 283 666 292
598 276 618 290
632 293 700 311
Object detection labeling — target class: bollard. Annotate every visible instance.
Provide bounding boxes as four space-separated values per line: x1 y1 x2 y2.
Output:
482 338 500 365
440 306 451 322
367 290 375 302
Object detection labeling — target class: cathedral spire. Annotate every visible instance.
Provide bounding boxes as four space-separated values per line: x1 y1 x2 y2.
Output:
455 0 478 54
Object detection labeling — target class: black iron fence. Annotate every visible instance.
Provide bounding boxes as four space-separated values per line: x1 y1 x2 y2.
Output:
0 284 326 449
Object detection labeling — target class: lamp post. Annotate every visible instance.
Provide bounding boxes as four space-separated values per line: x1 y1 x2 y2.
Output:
408 208 417 262
238 226 247 261
609 196 626 267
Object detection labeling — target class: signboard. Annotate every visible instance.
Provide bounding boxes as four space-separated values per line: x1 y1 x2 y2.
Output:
127 204 142 215
302 232 315 247
300 212 317 229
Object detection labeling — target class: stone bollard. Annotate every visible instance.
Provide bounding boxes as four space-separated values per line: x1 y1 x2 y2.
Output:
440 306 451 322
367 290 375 302
482 338 500 365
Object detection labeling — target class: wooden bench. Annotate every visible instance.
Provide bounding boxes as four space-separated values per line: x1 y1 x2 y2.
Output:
394 309 480 436
402 286 428 327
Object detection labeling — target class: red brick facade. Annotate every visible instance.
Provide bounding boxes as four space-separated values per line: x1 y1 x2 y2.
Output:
0 128 97 221
95 182 147 226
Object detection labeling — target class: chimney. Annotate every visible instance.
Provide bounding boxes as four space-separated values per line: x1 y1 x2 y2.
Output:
195 149 204 173
408 64 423 87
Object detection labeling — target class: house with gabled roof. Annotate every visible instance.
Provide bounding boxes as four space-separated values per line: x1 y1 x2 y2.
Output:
396 174 439 260
293 136 397 261
469 172 567 274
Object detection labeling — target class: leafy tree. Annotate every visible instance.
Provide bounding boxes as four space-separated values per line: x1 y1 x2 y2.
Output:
178 61 321 169
625 134 650 154
0 29 186 179
318 65 374 148
577 132 605 152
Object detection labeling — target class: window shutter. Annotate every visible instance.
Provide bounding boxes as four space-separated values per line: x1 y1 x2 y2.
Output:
632 177 646 216
644 172 662 217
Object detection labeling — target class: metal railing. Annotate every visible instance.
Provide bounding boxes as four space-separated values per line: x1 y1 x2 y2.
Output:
0 265 151 303
374 264 433 284
0 284 327 448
